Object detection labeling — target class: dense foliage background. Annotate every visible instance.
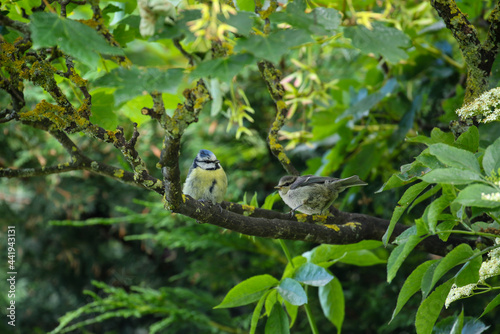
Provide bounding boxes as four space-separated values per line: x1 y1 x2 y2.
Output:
1 0 500 333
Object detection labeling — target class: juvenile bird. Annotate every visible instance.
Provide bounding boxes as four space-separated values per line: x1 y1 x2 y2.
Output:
183 149 227 203
275 175 367 215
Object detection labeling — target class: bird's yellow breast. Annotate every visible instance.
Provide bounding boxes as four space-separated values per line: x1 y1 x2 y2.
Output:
183 167 227 203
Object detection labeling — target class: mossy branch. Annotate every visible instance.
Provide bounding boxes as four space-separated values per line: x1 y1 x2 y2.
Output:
258 60 299 176
431 0 500 105
158 80 211 211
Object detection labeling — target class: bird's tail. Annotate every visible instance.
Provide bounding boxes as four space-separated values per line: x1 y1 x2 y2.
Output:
328 175 367 189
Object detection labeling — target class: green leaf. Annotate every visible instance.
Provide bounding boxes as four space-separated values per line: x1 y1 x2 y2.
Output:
337 250 386 266
382 181 429 245
416 150 447 170
415 279 454 334
220 11 255 36
303 240 383 264
190 54 255 83
434 316 490 334
265 304 289 334
387 235 422 283
428 144 480 173
236 0 255 12
480 293 500 318
319 276 344 333
344 22 410 64
90 90 118 130
454 184 500 208
483 137 500 176
215 274 279 308
294 263 334 287
454 255 481 287
94 67 184 106
119 95 154 126
264 289 278 317
450 309 464 334
391 260 437 322
276 278 307 306
339 79 397 122
421 244 474 298
420 168 483 185
454 126 479 152
250 291 271 334
271 2 341 36
431 128 455 145
284 299 298 327
409 184 442 212
31 12 124 67
427 195 452 233
262 193 281 210
234 30 313 63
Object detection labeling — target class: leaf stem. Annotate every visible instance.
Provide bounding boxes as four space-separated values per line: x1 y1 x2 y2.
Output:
304 286 320 334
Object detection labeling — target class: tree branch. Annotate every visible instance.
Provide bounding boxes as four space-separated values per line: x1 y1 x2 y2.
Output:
159 80 212 210
431 1 500 115
258 60 299 176
175 197 475 257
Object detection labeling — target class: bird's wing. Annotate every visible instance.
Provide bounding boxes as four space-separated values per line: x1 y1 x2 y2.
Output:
290 175 337 190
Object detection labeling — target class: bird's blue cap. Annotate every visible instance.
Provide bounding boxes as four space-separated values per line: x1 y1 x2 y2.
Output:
198 149 214 158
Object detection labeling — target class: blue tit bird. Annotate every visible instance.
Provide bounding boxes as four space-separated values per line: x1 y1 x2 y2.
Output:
183 149 227 203
275 174 367 215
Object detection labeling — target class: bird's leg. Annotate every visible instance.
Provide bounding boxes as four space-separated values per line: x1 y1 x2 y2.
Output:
290 203 304 216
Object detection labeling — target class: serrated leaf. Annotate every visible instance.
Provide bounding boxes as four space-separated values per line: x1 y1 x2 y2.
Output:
344 22 410 64
387 234 422 283
276 278 307 306
427 195 452 233
420 168 483 185
454 126 479 152
271 2 340 35
431 128 455 145
382 181 429 245
428 144 480 173
190 54 255 82
319 276 344 333
416 151 447 170
294 263 334 287
454 184 500 208
220 11 255 36
421 244 474 298
265 304 289 334
31 12 124 67
391 260 437 322
415 279 454 334
235 30 313 63
483 137 500 176
93 67 184 106
215 274 279 308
